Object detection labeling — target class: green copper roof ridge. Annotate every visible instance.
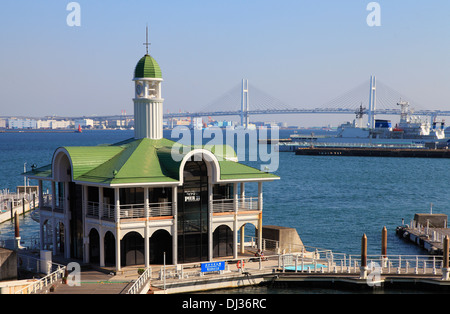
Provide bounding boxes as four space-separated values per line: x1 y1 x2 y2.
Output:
81 139 143 181
62 146 125 180
134 54 162 79
77 138 181 183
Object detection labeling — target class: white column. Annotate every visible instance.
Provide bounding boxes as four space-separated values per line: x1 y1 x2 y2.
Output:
99 187 105 267
239 182 245 254
208 182 213 261
233 183 238 259
39 213 45 251
172 186 178 265
51 182 57 255
38 180 43 208
143 81 149 98
134 99 164 140
51 181 56 210
240 182 245 200
240 225 245 254
64 182 70 259
144 187 150 268
258 182 263 251
82 185 89 263
114 187 121 271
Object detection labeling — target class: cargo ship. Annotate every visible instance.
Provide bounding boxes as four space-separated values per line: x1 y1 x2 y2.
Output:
277 101 448 152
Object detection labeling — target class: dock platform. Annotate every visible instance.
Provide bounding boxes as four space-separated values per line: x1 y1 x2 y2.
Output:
295 147 450 158
397 226 450 255
11 247 450 294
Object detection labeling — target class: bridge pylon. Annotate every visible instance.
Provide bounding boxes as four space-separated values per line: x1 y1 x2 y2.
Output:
241 79 249 128
368 75 377 129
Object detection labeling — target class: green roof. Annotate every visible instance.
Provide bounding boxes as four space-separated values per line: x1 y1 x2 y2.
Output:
219 161 278 181
134 54 162 79
25 138 278 185
25 164 52 179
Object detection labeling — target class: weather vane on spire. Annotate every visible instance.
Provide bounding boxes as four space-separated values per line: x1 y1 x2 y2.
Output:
143 25 151 55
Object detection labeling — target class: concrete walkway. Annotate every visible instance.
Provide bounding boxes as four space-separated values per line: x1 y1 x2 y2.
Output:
39 268 136 294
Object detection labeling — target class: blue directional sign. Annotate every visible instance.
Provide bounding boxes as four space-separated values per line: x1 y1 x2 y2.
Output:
201 261 225 273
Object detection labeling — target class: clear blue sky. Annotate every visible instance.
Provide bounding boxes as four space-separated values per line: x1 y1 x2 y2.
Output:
1 0 449 126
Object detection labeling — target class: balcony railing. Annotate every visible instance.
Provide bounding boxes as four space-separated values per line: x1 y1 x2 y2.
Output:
85 197 259 219
87 201 100 217
120 202 172 219
212 197 259 213
86 201 172 220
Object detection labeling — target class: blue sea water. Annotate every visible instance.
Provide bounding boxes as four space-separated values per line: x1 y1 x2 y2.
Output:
0 128 439 259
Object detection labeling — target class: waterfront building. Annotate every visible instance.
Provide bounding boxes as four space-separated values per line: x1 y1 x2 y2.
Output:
74 118 94 129
37 119 72 129
25 40 278 271
8 118 37 129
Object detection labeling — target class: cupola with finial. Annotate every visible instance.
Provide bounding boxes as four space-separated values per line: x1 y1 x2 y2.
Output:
133 26 164 139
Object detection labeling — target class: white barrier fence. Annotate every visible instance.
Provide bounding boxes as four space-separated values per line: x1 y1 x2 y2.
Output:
15 254 67 294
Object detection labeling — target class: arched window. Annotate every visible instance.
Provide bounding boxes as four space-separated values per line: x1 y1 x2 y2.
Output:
213 225 233 258
89 229 100 264
121 231 144 266
150 230 172 264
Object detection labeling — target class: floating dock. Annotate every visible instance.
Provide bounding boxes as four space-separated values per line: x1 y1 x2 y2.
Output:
397 213 449 255
295 147 450 158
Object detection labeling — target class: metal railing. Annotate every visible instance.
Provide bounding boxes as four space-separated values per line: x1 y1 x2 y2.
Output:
15 254 67 294
127 267 152 294
86 202 173 220
409 220 449 244
87 202 115 219
212 197 259 213
87 201 99 217
279 253 445 275
119 202 172 219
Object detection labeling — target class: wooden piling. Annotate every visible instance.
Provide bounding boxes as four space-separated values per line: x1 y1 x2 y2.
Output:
442 235 449 280
381 226 387 258
361 234 367 268
14 212 19 238
444 235 449 269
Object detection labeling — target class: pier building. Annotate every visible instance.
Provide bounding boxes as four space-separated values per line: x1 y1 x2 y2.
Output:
24 37 278 272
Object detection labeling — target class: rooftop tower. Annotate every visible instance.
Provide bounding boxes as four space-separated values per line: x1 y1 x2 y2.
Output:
133 27 164 139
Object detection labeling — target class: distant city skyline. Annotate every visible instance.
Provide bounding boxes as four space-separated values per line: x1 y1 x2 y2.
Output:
1 1 449 127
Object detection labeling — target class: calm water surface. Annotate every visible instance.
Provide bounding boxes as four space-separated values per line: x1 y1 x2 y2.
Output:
1 128 444 295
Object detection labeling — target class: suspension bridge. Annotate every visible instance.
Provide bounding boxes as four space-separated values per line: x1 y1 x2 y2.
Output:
164 76 450 128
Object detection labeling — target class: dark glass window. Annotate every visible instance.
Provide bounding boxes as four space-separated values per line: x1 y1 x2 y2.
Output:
119 187 144 205
87 186 99 203
177 158 209 263
69 182 83 259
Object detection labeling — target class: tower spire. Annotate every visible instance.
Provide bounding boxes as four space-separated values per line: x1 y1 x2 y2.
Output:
143 25 151 55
